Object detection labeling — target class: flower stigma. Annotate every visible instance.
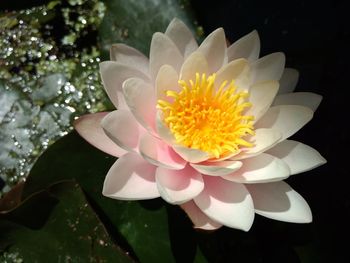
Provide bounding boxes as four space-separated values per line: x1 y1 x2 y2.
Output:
157 73 255 159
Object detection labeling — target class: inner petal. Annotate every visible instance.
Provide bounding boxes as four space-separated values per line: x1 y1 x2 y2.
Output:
157 72 255 159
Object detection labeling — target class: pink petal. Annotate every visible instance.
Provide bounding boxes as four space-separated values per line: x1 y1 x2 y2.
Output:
194 176 255 231
74 112 127 157
103 152 160 200
278 68 299 94
190 160 242 176
266 140 326 175
181 200 222 230
251 52 285 84
139 133 186 170
155 165 204 204
246 181 312 223
122 77 157 133
165 18 198 58
172 145 210 163
101 110 145 152
272 92 323 112
255 105 314 141
99 61 150 109
227 30 260 62
223 153 290 183
149 32 183 81
197 28 227 73
110 44 149 76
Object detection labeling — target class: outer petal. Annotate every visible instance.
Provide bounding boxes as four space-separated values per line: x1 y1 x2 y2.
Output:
179 51 209 83
123 77 156 132
165 18 198 58
246 80 279 122
223 153 290 183
103 152 160 200
190 160 242 176
194 176 255 231
227 30 260 62
101 110 145 152
214 58 250 92
156 65 180 102
246 181 312 223
149 32 183 81
232 128 282 160
272 92 323 112
250 52 285 84
100 61 149 109
74 112 127 157
139 133 186 170
278 68 299 94
155 165 204 204
181 200 223 230
255 105 314 141
266 140 327 175
197 28 227 73
172 145 210 163
110 44 149 76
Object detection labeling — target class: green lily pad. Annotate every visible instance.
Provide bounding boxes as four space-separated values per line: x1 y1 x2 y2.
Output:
22 132 203 262
0 181 134 262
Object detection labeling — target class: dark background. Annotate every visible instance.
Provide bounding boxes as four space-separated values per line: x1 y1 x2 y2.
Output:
191 0 349 262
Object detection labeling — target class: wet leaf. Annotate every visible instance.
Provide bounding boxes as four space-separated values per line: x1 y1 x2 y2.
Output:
98 0 200 58
0 181 134 262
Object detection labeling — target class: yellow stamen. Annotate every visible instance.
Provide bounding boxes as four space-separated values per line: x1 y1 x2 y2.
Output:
157 73 255 159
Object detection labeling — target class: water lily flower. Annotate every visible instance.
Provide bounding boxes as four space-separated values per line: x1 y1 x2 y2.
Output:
74 18 326 231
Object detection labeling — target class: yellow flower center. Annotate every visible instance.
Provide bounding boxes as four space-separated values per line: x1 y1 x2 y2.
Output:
157 73 255 159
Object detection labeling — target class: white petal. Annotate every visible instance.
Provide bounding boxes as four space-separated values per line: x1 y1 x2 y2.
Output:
74 112 127 157
255 105 313 141
266 140 326 175
156 165 204 204
100 61 149 109
246 181 312 223
101 110 145 152
122 77 156 132
179 51 209 83
273 92 323 112
194 176 255 231
103 152 160 200
232 128 282 160
223 153 290 183
156 64 180 102
172 145 209 163
181 200 222 230
190 160 242 176
156 111 175 144
110 44 149 76
251 52 285 84
149 32 183 81
278 68 299 94
246 80 279 122
197 28 227 73
214 58 250 92
139 133 186 170
227 30 260 62
165 18 198 58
